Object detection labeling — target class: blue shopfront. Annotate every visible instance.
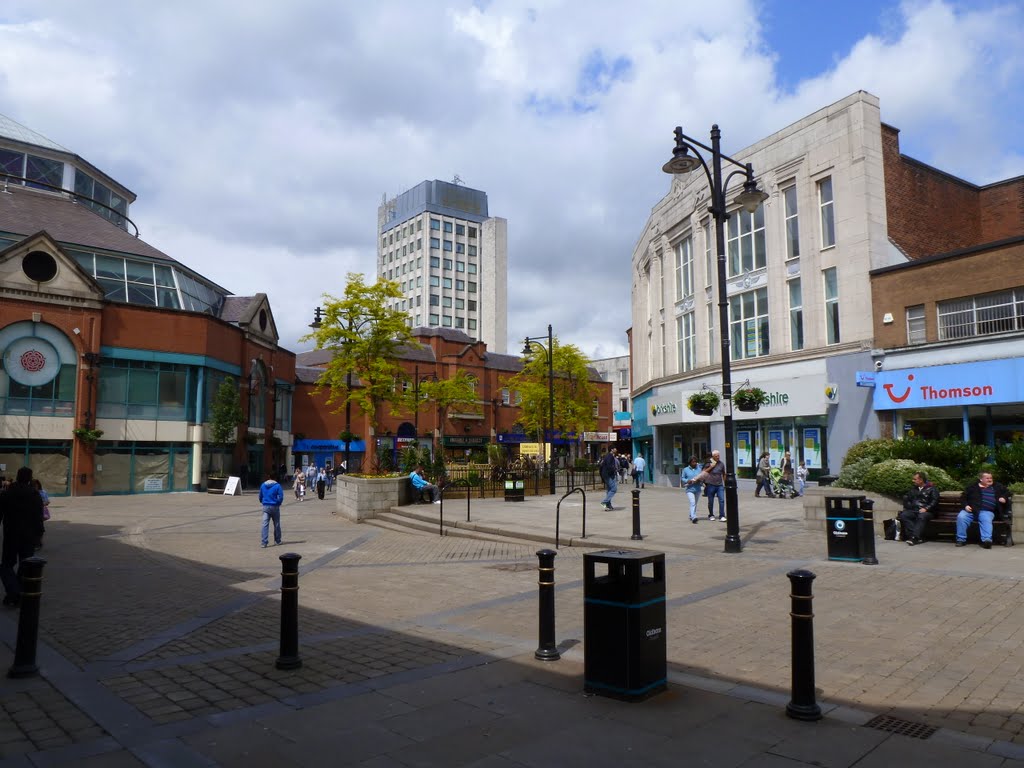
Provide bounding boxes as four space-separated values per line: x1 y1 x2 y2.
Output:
873 358 1024 446
293 438 366 473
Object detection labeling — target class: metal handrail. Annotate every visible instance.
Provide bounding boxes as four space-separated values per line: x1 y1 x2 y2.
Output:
439 478 475 536
555 487 587 549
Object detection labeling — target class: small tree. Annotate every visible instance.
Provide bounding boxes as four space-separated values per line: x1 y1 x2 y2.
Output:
209 376 244 476
507 339 598 464
417 371 480 455
301 273 414 468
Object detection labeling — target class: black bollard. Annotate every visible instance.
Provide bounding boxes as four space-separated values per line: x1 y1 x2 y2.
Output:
859 498 878 565
535 549 560 661
630 489 643 541
276 553 303 670
785 569 822 721
8 557 47 679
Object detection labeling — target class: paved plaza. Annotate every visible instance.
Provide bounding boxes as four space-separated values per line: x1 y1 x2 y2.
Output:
0 482 1023 766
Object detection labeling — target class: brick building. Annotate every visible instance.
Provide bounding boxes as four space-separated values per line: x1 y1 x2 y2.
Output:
0 115 295 495
630 91 1024 484
292 328 614 472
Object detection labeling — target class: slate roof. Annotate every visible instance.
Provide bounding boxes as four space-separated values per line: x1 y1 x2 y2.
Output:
219 296 256 323
0 185 170 262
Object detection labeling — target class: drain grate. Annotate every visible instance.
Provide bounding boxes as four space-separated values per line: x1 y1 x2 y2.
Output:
864 714 937 740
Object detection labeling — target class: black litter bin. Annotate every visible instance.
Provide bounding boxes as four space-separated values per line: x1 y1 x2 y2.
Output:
825 495 865 562
583 549 666 701
503 475 524 502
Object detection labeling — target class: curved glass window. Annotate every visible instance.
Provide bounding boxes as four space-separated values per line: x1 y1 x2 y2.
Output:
97 359 192 421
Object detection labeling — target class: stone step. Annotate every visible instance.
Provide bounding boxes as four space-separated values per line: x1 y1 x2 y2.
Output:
366 512 535 545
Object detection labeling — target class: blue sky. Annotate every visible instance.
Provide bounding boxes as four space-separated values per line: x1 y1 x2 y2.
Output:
0 1 1021 357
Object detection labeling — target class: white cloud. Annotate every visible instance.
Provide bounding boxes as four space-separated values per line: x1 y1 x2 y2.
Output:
0 0 1020 362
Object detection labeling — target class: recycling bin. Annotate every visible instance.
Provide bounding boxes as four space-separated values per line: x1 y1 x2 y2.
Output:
503 475 524 502
583 549 666 701
825 495 865 562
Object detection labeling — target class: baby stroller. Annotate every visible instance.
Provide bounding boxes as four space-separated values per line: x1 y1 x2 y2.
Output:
768 466 799 499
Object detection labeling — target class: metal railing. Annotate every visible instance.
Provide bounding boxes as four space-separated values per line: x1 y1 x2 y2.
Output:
438 478 476 536
555 487 587 549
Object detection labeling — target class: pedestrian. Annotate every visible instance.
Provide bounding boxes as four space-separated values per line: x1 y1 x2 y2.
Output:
258 471 284 548
796 461 808 497
754 452 774 497
409 465 440 503
316 468 326 500
599 448 619 511
632 453 646 489
294 470 306 502
779 451 795 498
680 456 704 524
324 464 333 492
338 460 347 475
32 479 49 550
618 453 630 484
705 450 726 521
304 463 316 490
0 467 44 607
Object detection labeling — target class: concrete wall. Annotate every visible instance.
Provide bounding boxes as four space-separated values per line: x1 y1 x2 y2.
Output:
335 475 416 522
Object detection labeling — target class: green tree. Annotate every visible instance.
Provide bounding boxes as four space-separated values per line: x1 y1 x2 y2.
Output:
506 339 598 462
301 274 414 466
417 370 480 453
209 376 245 476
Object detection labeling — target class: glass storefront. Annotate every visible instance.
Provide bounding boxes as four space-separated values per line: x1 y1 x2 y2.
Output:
94 442 192 494
0 440 70 496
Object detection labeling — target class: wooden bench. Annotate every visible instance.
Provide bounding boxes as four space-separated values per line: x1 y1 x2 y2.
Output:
921 492 1014 546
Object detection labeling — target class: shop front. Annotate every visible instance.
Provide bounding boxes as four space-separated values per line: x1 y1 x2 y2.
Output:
645 366 833 485
442 434 489 462
873 358 1024 447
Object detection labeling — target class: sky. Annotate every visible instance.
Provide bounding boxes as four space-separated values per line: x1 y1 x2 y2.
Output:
0 0 1021 361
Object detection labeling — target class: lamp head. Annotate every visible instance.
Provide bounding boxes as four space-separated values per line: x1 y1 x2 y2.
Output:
734 177 769 214
522 337 533 358
309 306 323 328
662 126 699 175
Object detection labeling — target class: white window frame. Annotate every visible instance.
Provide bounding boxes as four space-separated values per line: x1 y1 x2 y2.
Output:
728 287 770 360
823 267 840 344
818 176 835 249
674 235 694 300
788 279 804 351
676 312 695 373
726 205 766 277
906 305 926 344
783 185 800 259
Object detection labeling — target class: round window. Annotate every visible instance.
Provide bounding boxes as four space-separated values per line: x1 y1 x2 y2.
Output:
22 251 58 283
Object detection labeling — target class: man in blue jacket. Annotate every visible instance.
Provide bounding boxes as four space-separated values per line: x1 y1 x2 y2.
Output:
258 471 285 548
410 465 440 503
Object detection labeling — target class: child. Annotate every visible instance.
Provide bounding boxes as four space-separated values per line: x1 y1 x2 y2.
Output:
294 471 306 501
796 461 808 497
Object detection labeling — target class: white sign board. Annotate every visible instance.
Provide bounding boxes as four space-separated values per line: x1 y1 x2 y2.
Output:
223 476 242 496
143 476 164 492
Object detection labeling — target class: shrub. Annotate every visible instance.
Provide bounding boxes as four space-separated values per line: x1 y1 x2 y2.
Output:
1008 482 1024 496
842 439 898 467
399 445 421 474
834 458 875 490
995 442 1024 484
892 437 988 478
860 460 959 499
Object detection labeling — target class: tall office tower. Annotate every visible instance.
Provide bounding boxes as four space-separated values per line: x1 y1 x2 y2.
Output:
377 179 508 353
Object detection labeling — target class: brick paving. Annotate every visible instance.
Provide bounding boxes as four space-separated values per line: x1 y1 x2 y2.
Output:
0 488 1021 765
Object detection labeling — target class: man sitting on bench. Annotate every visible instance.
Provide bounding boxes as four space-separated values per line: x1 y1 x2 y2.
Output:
410 465 440 504
899 471 939 546
956 471 1010 549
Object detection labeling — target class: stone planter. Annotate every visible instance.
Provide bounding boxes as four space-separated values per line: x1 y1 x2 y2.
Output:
335 475 415 522
802 487 1024 538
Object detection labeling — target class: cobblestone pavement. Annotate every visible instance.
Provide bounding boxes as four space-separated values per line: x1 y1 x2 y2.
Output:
0 488 1021 765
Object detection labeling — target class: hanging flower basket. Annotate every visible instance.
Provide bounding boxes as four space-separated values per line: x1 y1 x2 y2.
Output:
733 386 768 412
72 426 104 444
687 390 720 416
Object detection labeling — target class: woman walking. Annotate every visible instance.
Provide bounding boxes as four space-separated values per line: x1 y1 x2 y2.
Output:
680 456 704 524
755 452 774 498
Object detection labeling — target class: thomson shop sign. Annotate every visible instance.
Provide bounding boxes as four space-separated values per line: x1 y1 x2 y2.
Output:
873 358 1024 410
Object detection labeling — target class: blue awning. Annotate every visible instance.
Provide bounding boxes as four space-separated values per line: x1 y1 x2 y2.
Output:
293 439 366 452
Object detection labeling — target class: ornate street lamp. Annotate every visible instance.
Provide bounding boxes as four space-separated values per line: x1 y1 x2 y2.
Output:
522 325 556 496
662 125 769 553
310 306 355 474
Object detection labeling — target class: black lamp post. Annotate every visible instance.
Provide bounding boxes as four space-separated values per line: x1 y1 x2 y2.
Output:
661 125 769 554
310 306 354 474
412 365 438 455
522 324 556 496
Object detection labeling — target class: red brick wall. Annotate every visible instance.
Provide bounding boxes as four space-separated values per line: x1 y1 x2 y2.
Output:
883 124 1024 259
